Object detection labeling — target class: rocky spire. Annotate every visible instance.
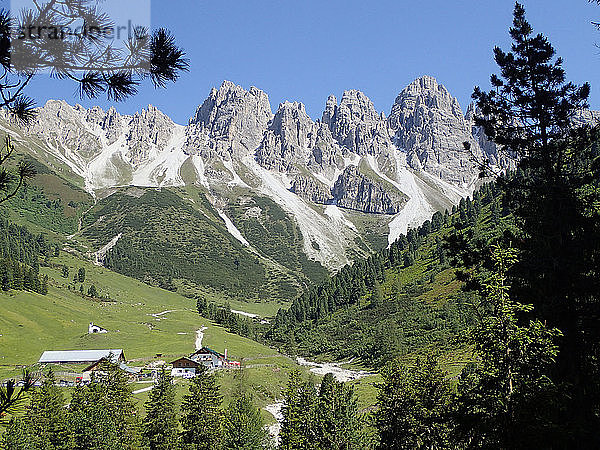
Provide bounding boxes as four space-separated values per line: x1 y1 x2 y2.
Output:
323 90 394 156
185 81 272 159
255 101 314 172
388 75 481 185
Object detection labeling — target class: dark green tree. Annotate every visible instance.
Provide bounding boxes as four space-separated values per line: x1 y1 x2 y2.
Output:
375 354 453 450
180 366 224 449
0 136 36 205
25 369 71 449
77 267 86 283
313 373 364 449
61 265 69 279
280 370 316 450
0 370 35 426
143 368 179 450
69 361 142 449
223 393 266 450
87 284 98 298
453 245 561 448
1 417 33 449
472 2 600 443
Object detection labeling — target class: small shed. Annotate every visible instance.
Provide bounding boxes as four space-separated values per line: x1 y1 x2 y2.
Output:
88 323 108 334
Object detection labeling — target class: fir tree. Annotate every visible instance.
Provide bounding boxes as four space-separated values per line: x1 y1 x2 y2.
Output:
313 373 364 449
223 393 266 449
87 285 98 298
1 417 33 449
143 368 179 450
180 366 224 449
280 370 318 449
375 354 453 450
472 2 600 443
26 369 71 449
453 245 561 448
69 361 142 449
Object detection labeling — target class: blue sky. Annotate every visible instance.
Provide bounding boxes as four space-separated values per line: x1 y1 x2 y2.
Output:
5 0 600 124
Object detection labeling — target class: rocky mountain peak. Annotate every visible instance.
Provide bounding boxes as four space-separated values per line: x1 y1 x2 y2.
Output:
184 81 272 159
26 100 104 160
322 89 394 156
126 105 176 165
255 101 315 172
388 75 480 185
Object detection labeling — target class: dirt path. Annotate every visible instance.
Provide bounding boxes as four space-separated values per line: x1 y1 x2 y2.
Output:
195 327 208 350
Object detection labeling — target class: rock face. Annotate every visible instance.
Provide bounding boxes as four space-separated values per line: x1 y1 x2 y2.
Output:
26 100 103 160
332 165 407 214
290 174 332 204
184 80 272 159
573 109 600 127
255 102 314 172
125 105 175 165
389 76 480 185
306 124 345 175
465 103 516 171
26 101 176 166
322 91 394 156
256 101 345 177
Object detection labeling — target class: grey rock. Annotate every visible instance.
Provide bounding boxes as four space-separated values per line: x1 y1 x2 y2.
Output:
125 105 174 165
389 76 480 185
465 103 516 171
256 101 313 172
290 174 332 204
256 101 345 175
307 123 345 175
323 90 394 156
27 100 103 160
332 165 407 214
184 80 272 159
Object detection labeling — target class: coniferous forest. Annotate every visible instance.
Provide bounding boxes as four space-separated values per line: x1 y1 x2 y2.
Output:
1 2 600 449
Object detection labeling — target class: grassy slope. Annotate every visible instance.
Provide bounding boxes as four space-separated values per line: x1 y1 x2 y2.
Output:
0 251 379 419
0 252 287 370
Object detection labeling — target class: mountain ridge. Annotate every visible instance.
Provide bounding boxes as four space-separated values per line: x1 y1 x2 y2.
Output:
2 76 521 275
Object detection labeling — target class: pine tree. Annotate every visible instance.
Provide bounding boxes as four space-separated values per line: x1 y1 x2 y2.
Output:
61 265 69 278
472 2 600 444
180 366 224 449
40 275 48 295
223 393 266 449
1 417 34 449
69 361 142 449
87 285 98 298
77 267 86 283
280 370 316 450
26 369 71 449
313 373 364 449
143 368 179 450
375 354 453 450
